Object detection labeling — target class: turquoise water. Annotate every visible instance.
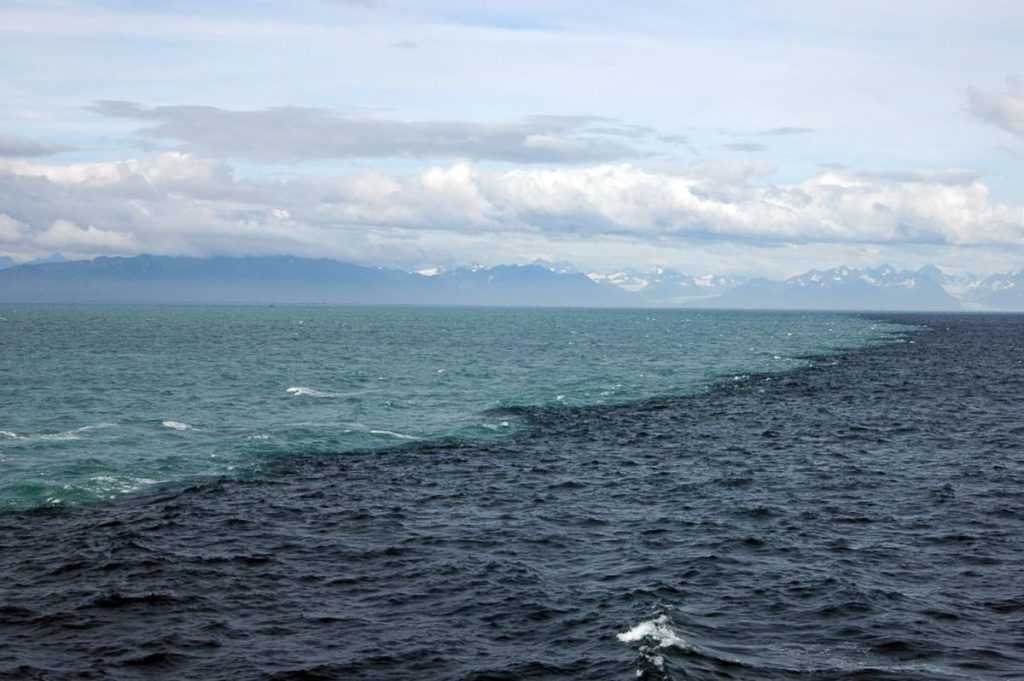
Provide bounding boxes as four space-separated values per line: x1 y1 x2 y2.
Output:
0 306 909 511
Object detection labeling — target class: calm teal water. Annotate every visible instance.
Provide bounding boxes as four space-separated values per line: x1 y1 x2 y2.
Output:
0 306 909 511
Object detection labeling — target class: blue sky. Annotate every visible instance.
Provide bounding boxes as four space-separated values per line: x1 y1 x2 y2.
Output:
1 0 1024 276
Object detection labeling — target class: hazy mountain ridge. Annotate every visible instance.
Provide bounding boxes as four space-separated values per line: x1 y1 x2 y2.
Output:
1 255 1024 310
0 255 628 307
0 252 65 270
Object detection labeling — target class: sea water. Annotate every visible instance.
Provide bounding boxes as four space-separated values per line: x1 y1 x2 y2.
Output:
3 308 1022 680
0 305 903 511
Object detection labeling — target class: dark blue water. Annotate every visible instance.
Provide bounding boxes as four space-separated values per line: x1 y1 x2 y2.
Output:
1 313 1022 679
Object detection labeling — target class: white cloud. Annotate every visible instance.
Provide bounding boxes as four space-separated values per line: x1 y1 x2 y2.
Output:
1 153 1023 272
0 213 28 243
0 152 227 186
35 220 141 254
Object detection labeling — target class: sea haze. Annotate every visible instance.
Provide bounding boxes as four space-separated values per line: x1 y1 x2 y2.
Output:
1 312 1021 680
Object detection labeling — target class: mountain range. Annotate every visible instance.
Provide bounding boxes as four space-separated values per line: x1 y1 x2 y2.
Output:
1 254 1023 310
586 267 746 305
710 264 960 311
0 255 629 307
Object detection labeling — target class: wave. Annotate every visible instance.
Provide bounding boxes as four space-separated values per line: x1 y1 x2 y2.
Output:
161 420 196 431
618 614 694 651
617 615 969 680
286 386 340 398
618 614 755 679
617 614 695 679
0 423 117 443
368 429 419 440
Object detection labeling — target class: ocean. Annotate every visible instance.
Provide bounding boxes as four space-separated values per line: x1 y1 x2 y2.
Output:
1 307 1021 679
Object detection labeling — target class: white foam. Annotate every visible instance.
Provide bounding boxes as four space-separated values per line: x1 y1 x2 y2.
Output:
34 431 82 441
162 420 195 431
76 423 116 433
0 423 115 443
369 429 419 440
617 614 693 651
286 386 338 398
89 474 159 495
618 615 696 679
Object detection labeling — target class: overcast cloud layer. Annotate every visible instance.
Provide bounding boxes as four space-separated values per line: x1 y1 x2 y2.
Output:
1 1 1024 276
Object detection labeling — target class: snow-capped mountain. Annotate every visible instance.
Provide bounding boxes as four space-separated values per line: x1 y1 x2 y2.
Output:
585 269 651 293
961 270 1024 310
715 264 962 310
586 267 744 303
529 259 579 275
786 264 928 290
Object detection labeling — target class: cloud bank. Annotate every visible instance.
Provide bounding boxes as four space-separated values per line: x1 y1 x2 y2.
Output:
1 153 1022 269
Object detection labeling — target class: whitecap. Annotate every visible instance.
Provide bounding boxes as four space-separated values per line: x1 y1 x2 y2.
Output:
369 429 419 440
35 432 83 441
618 614 697 679
6 423 116 442
286 386 339 398
75 423 116 433
617 614 693 651
162 420 195 431
89 474 160 495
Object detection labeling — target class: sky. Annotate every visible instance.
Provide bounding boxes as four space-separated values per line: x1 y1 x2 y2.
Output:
1 0 1024 278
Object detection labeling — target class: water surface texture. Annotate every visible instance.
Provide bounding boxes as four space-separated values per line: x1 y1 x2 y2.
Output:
0 306 900 511
1 310 1022 680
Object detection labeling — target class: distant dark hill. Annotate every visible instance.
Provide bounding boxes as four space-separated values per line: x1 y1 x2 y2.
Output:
0 255 418 304
0 255 635 307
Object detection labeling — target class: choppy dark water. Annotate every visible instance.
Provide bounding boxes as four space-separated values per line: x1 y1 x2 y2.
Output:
2 313 1022 680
